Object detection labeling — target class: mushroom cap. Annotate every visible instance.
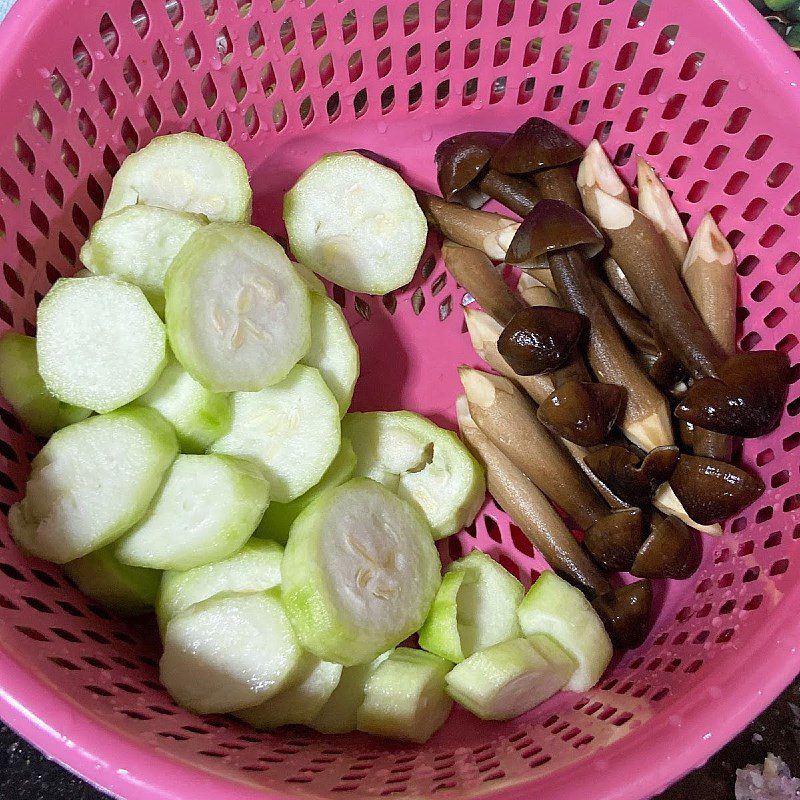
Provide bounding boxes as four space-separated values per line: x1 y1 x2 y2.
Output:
537 379 625 447
592 579 653 650
675 350 791 437
669 454 765 525
631 514 701 580
584 445 680 508
435 131 508 207
506 199 605 264
585 508 644 572
491 117 583 174
498 306 587 375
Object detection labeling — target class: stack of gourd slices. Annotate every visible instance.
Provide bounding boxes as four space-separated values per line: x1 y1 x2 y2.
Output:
0 135 613 742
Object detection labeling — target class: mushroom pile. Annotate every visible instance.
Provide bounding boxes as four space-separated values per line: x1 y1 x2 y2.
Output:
420 118 792 649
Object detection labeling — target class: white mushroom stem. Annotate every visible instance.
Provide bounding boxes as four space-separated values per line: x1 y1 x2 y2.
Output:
516 272 561 306
654 483 723 536
636 158 690 269
681 212 737 356
577 140 631 205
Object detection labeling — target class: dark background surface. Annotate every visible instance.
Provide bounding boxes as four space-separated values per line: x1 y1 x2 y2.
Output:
1 675 798 800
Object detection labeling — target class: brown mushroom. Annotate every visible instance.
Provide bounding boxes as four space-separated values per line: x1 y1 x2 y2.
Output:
491 117 583 209
681 213 737 461
675 351 791 438
456 395 610 598
592 580 653 650
435 131 542 215
669 454 765 525
416 191 519 260
631 512 701 580
538 379 625 447
497 306 587 376
592 188 791 437
584 445 680 508
464 307 555 402
584 507 644 572
636 158 689 268
441 240 524 326
459 367 609 530
508 199 675 452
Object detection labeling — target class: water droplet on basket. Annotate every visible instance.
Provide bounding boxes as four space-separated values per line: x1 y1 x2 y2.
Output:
38 67 50 79
707 685 722 699
210 55 222 71
669 714 682 727
15 68 22 78
421 127 432 142
377 121 388 134
737 78 748 90
95 51 104 61
655 93 667 104
702 732 712 741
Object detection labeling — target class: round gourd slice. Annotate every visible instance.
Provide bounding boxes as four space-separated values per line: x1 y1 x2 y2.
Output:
9 408 178 563
284 152 427 294
281 478 441 665
103 132 251 222
343 411 486 539
210 365 340 503
37 276 167 413
165 223 311 392
80 204 206 315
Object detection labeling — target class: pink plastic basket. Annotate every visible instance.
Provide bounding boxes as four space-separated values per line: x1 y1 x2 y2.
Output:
0 0 798 798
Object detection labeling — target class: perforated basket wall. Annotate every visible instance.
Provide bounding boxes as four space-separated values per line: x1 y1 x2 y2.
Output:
0 0 798 798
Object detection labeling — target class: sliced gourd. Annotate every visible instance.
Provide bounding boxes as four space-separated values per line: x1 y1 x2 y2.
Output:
419 551 523 662
160 589 304 714
302 292 359 416
64 545 160 616
165 222 311 392
36 276 167 413
357 648 453 743
236 657 343 730
310 652 392 734
116 454 270 571
281 478 441 665
254 437 356 545
284 152 427 294
157 538 283 632
343 411 486 539
294 262 326 295
9 408 177 563
453 551 523 655
417 571 466 663
104 132 252 222
445 634 577 721
210 365 340 504
517 571 613 692
0 333 90 437
80 205 206 315
135 351 230 453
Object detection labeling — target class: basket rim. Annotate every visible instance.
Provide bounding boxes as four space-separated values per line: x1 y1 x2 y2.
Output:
0 0 799 798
